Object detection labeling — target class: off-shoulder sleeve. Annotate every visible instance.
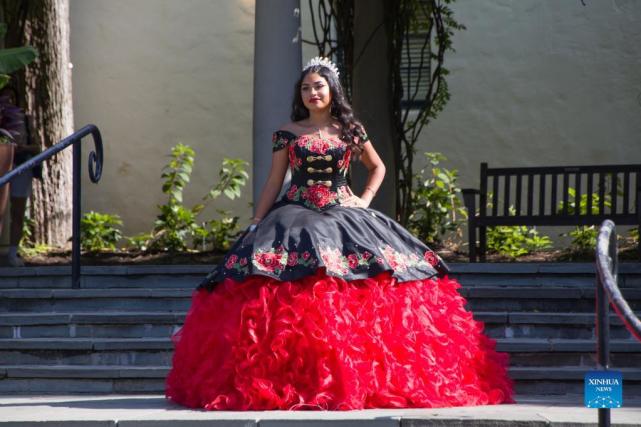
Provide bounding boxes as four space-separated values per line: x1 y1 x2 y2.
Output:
272 130 295 152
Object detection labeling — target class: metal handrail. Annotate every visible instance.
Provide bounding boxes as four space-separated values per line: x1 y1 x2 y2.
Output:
594 220 641 427
0 124 104 288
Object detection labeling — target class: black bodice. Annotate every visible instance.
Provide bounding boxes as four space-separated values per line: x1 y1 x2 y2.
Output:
272 130 357 211
197 128 449 290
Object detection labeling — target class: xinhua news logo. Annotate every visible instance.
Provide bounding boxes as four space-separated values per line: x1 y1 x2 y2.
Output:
584 370 623 408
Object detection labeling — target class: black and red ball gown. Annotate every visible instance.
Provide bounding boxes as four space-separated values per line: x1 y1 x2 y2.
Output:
166 130 514 410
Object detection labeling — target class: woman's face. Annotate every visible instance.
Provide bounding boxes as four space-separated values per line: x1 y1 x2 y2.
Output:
300 72 332 113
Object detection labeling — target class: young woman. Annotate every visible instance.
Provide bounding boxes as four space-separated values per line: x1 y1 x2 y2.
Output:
166 57 513 410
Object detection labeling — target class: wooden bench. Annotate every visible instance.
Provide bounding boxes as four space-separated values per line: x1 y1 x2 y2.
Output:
461 163 641 262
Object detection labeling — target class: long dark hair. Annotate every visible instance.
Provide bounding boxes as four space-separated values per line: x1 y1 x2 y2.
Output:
291 65 366 153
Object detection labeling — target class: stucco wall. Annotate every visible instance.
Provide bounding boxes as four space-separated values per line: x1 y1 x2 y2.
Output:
70 0 255 236
415 0 641 188
70 0 641 238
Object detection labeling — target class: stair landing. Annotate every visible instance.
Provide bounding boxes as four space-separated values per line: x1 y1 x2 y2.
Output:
0 394 639 426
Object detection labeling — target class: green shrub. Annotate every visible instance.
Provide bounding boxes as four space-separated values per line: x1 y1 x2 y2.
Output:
144 144 248 252
148 144 197 251
125 232 153 252
193 212 240 252
565 226 598 252
408 152 467 244
80 211 123 252
486 207 552 258
557 189 610 252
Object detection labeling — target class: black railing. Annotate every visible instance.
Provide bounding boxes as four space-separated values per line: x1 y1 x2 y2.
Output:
0 124 103 288
595 220 641 427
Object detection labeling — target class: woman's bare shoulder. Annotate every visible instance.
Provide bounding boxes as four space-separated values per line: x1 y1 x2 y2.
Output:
278 122 301 134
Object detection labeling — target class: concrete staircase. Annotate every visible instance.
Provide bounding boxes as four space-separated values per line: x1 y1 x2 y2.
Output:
0 263 640 395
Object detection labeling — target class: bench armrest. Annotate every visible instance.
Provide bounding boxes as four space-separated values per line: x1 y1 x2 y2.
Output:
461 188 480 212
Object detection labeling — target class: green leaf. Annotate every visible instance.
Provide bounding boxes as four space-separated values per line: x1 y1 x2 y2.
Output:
0 46 38 74
191 204 205 215
178 172 191 183
0 74 10 90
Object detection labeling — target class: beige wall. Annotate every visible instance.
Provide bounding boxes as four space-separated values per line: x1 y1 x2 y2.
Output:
70 0 641 237
414 0 641 188
70 0 255 235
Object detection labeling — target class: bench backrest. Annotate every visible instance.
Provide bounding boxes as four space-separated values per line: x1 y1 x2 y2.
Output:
478 163 641 226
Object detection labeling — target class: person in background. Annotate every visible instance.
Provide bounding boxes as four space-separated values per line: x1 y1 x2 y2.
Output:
0 86 41 267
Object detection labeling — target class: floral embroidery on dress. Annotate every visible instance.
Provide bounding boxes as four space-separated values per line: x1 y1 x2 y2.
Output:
285 250 318 269
252 246 288 274
218 244 441 285
286 183 338 211
250 246 319 275
288 145 302 171
319 246 384 276
319 247 350 275
423 250 440 267
337 150 351 175
302 184 338 210
296 135 346 154
379 245 440 272
223 254 250 275
272 131 293 152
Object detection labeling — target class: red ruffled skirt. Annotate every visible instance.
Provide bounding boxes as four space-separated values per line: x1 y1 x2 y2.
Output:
165 270 514 410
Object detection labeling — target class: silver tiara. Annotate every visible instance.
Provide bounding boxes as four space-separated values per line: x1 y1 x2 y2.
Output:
303 56 339 77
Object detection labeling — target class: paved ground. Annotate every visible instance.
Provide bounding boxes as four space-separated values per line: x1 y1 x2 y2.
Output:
0 394 639 426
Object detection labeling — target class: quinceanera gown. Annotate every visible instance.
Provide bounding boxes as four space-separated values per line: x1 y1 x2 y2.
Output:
165 130 514 410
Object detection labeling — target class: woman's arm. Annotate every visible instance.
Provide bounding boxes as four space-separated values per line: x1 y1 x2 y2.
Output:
357 141 386 206
342 140 386 208
251 148 289 224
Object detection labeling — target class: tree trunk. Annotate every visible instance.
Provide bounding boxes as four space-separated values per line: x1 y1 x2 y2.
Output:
3 0 74 247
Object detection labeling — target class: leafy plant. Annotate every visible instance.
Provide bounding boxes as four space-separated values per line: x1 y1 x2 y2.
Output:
80 211 123 252
407 152 467 245
205 158 250 201
151 203 199 252
565 226 598 252
18 208 52 257
0 22 38 90
557 189 611 252
193 213 240 252
145 143 248 252
18 243 53 258
20 206 35 247
631 228 639 245
126 232 153 252
486 207 552 258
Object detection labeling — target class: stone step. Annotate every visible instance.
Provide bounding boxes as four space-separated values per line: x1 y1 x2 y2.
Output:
2 394 641 427
1 364 639 395
0 311 637 340
0 288 193 313
0 312 184 339
512 366 641 395
1 263 640 290
0 337 638 368
461 287 641 312
0 266 209 289
482 312 638 340
2 286 640 313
